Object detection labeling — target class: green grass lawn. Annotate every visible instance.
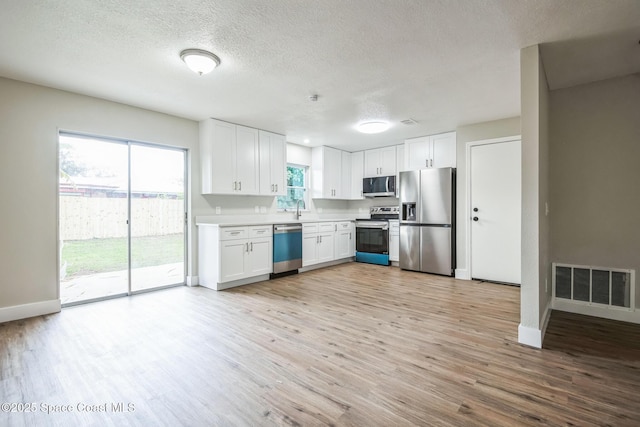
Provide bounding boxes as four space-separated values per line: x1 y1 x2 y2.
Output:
62 234 184 277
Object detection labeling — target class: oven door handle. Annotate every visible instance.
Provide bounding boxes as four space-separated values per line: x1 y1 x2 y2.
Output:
356 223 389 230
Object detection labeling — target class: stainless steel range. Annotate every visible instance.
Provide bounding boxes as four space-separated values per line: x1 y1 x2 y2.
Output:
355 206 399 266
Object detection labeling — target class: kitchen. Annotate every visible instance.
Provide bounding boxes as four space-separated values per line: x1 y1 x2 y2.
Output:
195 120 460 291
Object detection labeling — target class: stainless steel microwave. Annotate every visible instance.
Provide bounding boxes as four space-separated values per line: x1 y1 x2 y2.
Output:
362 175 396 197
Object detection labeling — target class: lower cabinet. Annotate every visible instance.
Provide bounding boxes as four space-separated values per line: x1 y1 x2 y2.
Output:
334 221 355 259
199 225 273 289
389 220 400 262
303 221 354 267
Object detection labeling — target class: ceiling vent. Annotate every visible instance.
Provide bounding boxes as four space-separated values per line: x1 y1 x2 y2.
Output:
400 118 418 125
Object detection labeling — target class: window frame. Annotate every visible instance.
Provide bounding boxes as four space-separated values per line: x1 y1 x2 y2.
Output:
277 163 309 212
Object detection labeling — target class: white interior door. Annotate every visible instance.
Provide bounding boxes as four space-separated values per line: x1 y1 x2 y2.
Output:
470 140 521 284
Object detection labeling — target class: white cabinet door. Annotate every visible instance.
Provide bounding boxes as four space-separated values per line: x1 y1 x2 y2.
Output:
364 149 380 177
200 119 236 194
270 133 286 195
317 232 335 263
334 230 351 259
259 131 286 196
247 237 272 276
302 234 318 266
235 125 259 194
379 146 396 176
430 132 456 168
220 240 247 282
389 220 400 262
350 151 364 200
341 151 352 199
405 136 430 170
312 146 343 198
364 147 397 177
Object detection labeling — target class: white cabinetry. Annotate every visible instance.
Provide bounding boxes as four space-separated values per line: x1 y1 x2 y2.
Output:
302 221 354 267
259 130 286 196
389 220 400 262
311 146 343 198
334 221 355 259
200 119 259 194
364 146 397 177
350 151 364 200
303 223 334 266
199 225 273 290
341 151 352 199
404 131 456 170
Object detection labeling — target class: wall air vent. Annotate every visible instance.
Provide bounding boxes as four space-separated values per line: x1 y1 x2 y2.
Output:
400 118 418 125
552 263 638 324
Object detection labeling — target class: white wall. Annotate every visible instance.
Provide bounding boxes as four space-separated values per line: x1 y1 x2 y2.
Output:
519 45 551 348
550 74 640 308
454 117 521 278
0 77 199 318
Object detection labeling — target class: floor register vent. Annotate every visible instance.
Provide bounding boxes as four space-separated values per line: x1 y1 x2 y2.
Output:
553 263 637 321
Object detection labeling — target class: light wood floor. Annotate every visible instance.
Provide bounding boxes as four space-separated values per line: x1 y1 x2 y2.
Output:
1 263 639 426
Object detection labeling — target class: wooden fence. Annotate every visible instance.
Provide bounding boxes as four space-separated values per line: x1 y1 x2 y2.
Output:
60 196 184 240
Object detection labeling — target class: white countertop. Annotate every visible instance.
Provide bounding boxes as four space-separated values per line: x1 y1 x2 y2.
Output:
195 214 366 227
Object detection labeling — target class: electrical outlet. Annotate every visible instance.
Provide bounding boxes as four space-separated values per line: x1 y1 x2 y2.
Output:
254 206 260 213
260 206 267 213
215 206 221 215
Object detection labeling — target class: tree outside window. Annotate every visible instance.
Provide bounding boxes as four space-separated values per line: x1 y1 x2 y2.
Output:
277 164 308 210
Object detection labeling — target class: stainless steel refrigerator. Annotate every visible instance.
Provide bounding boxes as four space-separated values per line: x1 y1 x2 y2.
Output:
399 168 455 276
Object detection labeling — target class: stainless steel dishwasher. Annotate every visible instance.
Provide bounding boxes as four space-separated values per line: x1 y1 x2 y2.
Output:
272 223 303 277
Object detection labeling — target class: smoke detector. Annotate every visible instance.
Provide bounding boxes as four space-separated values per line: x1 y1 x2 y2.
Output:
309 94 319 102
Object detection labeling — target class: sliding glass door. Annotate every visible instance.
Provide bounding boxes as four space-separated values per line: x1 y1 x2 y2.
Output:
59 133 186 305
130 145 185 292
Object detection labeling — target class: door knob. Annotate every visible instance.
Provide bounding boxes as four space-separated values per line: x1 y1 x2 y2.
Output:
473 217 479 221
473 207 478 212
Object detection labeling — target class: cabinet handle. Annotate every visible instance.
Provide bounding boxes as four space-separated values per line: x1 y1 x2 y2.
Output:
233 181 237 190
230 231 240 235
239 181 242 191
245 242 249 252
275 184 278 192
250 242 253 252
426 159 428 167
271 184 274 192
380 167 382 174
430 159 433 167
335 224 337 232
349 232 352 240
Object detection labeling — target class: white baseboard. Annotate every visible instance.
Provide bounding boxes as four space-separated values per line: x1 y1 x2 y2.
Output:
518 323 543 349
186 275 199 287
455 268 470 280
0 299 61 324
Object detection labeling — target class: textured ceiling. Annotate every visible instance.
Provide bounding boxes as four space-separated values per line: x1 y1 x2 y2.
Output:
1 0 639 151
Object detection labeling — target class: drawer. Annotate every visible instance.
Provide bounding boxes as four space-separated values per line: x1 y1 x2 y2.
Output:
249 226 272 238
318 222 335 233
302 223 318 234
336 221 352 230
220 227 248 240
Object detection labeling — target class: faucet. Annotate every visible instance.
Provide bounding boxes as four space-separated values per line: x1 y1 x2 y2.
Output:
295 199 305 220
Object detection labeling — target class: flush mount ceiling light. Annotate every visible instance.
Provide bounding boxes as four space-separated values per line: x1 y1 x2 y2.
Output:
180 49 220 75
357 121 390 134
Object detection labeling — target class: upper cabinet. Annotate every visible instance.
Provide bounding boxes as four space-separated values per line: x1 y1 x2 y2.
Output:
259 130 286 196
200 118 285 196
311 146 343 199
350 151 364 200
404 131 456 170
364 146 397 177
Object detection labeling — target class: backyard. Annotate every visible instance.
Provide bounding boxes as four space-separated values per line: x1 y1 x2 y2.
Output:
62 233 184 278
